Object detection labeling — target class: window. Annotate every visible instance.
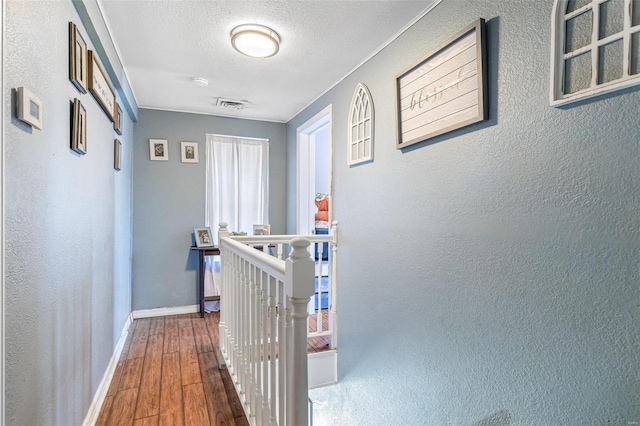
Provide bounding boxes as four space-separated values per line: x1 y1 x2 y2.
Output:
551 0 640 105
205 134 269 235
348 83 374 165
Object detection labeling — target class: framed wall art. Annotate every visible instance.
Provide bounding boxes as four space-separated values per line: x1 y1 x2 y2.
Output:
149 139 168 161
348 83 374 165
88 50 116 122
395 18 488 149
194 227 214 247
114 103 123 135
69 22 88 93
114 139 122 170
16 87 43 129
70 98 87 155
180 141 199 163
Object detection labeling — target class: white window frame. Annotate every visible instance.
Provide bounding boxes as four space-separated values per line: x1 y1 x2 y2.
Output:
347 83 374 165
550 0 640 106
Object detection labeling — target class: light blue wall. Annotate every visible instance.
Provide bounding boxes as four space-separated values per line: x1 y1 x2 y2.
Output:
289 1 640 424
131 109 286 310
5 1 133 424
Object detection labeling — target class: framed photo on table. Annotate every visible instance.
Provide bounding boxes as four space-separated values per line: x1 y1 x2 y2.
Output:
194 227 214 247
253 224 271 235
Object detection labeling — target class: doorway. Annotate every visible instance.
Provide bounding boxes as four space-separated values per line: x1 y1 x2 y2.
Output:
296 105 332 235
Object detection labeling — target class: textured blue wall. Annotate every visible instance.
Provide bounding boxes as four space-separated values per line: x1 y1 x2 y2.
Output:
288 0 640 424
5 1 134 424
131 109 286 310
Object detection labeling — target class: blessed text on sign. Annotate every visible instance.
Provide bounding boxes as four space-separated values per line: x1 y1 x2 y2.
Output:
396 19 487 148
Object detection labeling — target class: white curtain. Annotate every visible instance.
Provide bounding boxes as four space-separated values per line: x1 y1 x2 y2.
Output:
203 134 269 311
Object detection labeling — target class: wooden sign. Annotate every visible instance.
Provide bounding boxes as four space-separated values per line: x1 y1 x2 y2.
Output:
88 50 116 122
396 19 488 148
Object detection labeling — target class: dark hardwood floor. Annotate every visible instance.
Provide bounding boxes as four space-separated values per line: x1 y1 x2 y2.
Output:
97 310 332 426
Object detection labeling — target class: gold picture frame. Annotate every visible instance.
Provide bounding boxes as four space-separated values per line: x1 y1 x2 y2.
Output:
114 103 123 135
88 50 116 122
69 22 88 93
71 98 87 155
114 139 122 170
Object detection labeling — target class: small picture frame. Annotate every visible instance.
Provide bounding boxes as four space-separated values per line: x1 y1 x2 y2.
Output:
253 224 271 235
16 87 43 129
149 139 168 161
114 103 123 135
88 50 116 122
70 98 87 155
114 139 122 170
194 227 214 247
181 141 199 163
69 22 88 93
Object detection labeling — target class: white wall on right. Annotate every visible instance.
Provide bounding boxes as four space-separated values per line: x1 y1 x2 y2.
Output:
287 0 640 424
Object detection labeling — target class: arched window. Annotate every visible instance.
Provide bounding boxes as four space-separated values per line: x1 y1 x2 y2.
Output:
550 0 640 105
348 83 374 165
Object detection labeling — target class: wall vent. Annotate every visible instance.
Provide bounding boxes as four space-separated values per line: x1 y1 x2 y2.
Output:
216 98 248 110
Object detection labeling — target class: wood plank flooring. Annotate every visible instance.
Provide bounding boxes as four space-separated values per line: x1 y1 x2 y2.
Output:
97 310 332 426
97 313 249 426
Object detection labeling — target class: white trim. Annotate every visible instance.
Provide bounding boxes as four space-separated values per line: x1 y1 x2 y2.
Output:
131 304 198 319
140 105 286 124
296 105 332 235
82 315 133 426
287 0 444 122
1 0 5 422
308 350 337 389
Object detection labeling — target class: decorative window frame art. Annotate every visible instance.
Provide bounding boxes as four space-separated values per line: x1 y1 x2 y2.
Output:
395 18 488 148
181 141 199 163
149 139 168 161
114 139 122 170
16 87 43 130
70 98 87 155
88 50 116 122
550 0 640 106
194 227 214 247
348 83 374 165
69 22 88 93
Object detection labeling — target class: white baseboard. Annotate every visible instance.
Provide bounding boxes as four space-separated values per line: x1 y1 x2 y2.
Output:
132 304 198 319
82 315 133 426
308 350 337 389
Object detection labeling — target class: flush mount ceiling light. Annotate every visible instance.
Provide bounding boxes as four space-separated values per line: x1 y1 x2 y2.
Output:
191 77 208 87
231 24 280 58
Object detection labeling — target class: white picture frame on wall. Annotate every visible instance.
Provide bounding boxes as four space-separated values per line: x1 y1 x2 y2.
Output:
149 139 168 161
16 87 43 129
181 141 199 163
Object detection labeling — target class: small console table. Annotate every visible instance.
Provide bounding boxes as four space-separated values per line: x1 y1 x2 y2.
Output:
190 245 221 318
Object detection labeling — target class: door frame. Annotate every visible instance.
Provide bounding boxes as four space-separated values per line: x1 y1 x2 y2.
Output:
296 105 332 235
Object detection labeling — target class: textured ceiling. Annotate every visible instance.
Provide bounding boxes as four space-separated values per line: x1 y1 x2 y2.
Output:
98 0 435 122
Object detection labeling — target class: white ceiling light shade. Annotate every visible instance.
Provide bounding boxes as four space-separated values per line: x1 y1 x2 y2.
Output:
191 77 208 86
231 24 280 58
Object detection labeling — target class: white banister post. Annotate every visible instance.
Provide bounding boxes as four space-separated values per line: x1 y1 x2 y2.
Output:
330 221 338 349
285 238 315 426
218 221 229 241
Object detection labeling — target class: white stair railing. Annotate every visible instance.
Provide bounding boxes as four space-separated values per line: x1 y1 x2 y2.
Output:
220 221 339 350
218 224 316 426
